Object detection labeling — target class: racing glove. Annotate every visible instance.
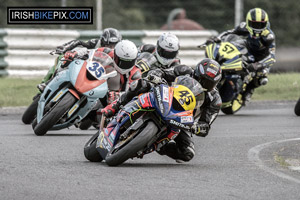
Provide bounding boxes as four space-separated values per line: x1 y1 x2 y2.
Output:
206 36 221 45
191 121 210 137
101 100 120 118
107 91 121 104
62 51 78 67
146 69 164 84
247 62 263 72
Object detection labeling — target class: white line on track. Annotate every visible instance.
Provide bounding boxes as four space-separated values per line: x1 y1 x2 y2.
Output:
248 138 300 184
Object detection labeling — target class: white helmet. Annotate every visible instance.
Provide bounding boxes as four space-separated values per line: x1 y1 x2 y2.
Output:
114 40 138 74
155 33 180 66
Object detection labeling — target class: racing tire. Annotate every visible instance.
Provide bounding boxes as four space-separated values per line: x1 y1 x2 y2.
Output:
294 98 300 116
105 121 158 166
84 132 103 162
32 118 37 129
33 92 77 136
22 94 40 124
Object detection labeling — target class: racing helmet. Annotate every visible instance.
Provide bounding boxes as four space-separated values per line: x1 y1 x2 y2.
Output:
246 8 269 37
100 28 122 48
114 40 138 74
193 58 222 92
155 33 180 66
173 76 205 111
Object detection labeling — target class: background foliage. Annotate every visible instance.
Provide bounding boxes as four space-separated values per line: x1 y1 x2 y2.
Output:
0 0 299 46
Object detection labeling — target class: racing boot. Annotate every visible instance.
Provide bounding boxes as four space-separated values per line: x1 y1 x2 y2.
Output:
157 131 195 163
174 131 195 163
242 88 254 105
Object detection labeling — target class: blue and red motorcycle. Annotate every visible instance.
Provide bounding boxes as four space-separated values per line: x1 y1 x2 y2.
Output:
84 76 205 166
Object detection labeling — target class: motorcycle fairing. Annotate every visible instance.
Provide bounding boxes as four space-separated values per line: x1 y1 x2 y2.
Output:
206 42 243 72
37 56 109 129
69 60 108 99
153 85 194 127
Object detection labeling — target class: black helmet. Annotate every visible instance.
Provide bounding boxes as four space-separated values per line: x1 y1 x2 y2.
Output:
193 58 222 91
100 28 122 48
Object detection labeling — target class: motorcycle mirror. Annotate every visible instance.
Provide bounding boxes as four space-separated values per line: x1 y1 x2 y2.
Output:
197 44 206 49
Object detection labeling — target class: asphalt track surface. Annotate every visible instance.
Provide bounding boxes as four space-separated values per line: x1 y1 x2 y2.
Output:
0 101 299 200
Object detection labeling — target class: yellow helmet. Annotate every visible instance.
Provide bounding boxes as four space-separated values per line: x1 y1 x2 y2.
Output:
246 8 269 37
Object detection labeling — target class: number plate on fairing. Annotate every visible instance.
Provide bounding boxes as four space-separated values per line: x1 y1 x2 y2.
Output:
87 62 105 80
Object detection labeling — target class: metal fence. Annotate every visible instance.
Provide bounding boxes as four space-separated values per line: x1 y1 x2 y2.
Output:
0 29 216 76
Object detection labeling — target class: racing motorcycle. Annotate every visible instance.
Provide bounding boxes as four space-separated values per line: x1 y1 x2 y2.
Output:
32 50 117 136
84 76 205 166
199 34 254 114
294 98 300 116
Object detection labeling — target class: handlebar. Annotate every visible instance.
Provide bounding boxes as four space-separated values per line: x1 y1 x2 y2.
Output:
197 43 207 50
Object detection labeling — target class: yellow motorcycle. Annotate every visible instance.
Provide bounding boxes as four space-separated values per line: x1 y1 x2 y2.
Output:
199 34 254 114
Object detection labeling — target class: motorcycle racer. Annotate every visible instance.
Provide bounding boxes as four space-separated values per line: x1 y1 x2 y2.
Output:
210 8 276 102
61 40 141 127
38 28 122 92
101 58 222 163
136 32 181 78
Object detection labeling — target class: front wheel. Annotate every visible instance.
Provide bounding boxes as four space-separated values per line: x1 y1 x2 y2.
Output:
33 92 77 136
105 121 158 166
84 132 103 162
294 98 300 116
22 94 40 124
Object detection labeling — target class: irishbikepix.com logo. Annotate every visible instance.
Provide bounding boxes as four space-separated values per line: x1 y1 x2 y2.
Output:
7 7 93 24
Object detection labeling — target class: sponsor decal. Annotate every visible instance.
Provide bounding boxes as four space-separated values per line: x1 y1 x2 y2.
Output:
169 119 190 129
207 67 218 75
199 64 205 74
139 94 146 105
155 87 164 113
98 131 105 149
89 90 94 96
209 63 219 70
162 86 169 102
181 116 193 123
206 71 216 78
98 130 112 150
67 104 78 117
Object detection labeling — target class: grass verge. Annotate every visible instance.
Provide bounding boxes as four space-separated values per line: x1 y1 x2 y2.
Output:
0 72 300 107
0 77 41 107
252 73 300 101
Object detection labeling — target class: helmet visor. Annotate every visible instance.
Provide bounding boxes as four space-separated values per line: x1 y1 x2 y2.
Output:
248 20 267 30
114 56 136 74
199 78 217 92
157 45 178 59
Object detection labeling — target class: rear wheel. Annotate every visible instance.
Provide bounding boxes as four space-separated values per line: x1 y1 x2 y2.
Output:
33 92 77 136
294 98 300 116
22 94 40 124
105 121 158 166
84 132 103 162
